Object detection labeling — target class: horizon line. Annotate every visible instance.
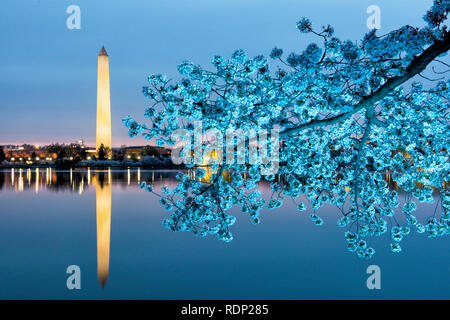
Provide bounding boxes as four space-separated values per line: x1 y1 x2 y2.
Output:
0 142 169 149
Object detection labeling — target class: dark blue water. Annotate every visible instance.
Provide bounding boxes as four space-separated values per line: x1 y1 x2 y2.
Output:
0 168 448 299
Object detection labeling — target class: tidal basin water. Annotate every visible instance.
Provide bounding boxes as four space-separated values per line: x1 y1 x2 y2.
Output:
0 168 448 299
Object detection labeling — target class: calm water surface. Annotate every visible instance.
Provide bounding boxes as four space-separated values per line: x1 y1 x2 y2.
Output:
0 168 448 299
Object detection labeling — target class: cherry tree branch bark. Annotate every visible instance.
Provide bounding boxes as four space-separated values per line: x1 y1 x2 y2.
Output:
280 31 450 138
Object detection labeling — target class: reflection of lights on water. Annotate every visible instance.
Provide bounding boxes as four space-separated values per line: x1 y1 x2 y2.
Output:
18 169 23 192
137 167 140 184
5 167 442 200
35 168 39 193
79 178 84 195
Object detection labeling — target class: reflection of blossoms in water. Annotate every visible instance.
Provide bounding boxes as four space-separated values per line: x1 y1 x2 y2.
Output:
128 1 449 258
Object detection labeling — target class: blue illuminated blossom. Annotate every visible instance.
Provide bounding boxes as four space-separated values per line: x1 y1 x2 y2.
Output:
296 18 312 33
270 47 283 59
125 1 450 258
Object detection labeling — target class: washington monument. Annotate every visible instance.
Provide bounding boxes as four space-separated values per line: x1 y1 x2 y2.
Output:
96 46 112 154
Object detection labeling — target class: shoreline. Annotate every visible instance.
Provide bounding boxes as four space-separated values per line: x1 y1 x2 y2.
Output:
0 163 185 170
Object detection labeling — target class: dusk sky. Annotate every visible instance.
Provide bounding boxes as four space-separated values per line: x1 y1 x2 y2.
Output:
0 0 433 147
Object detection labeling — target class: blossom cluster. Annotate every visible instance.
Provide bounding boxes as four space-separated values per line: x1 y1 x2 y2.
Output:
125 0 449 258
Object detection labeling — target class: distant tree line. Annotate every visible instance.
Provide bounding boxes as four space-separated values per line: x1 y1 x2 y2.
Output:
0 144 171 164
46 143 87 161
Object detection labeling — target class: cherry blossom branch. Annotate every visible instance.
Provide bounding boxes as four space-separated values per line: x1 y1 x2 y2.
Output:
280 31 450 138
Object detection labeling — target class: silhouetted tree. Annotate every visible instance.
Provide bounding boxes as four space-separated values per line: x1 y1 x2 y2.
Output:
0 147 6 162
47 144 66 159
65 144 86 161
97 144 107 160
141 145 160 157
57 149 66 159
112 148 125 161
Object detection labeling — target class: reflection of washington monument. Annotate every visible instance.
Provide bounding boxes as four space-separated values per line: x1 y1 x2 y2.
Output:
94 173 111 288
